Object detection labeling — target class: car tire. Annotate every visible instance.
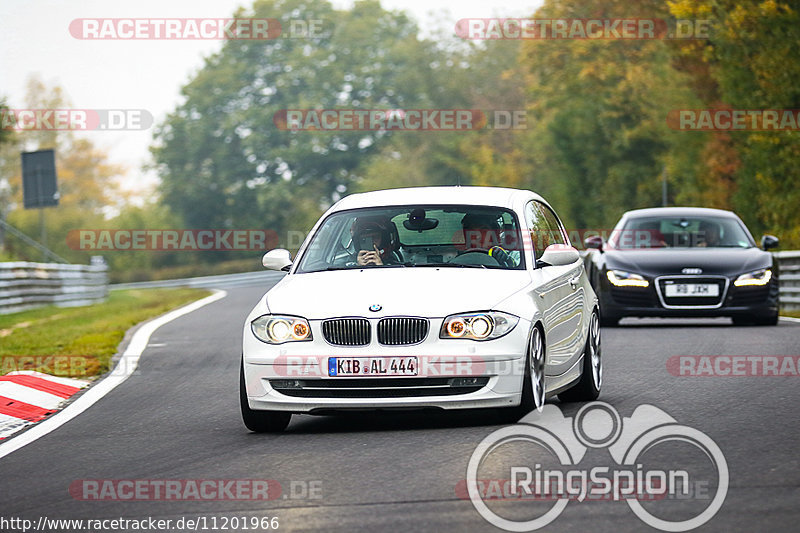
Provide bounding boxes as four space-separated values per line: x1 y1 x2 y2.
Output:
514 325 546 417
558 309 602 403
756 312 779 326
600 312 620 327
240 359 291 433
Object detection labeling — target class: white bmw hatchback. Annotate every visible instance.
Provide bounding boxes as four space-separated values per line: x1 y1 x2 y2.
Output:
241 186 601 432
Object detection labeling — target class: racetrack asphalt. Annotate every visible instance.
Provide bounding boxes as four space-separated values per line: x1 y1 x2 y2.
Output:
0 277 798 533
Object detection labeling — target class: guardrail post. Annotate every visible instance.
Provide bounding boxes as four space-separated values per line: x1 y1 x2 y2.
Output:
774 251 800 312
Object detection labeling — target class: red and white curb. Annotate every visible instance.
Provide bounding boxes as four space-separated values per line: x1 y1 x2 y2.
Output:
0 289 227 459
0 371 90 439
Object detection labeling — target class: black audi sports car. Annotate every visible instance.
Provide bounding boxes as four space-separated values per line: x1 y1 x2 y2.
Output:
584 207 779 326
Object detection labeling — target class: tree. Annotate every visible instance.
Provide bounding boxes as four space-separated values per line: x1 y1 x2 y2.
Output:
668 0 800 245
512 0 701 231
0 77 123 262
153 0 469 237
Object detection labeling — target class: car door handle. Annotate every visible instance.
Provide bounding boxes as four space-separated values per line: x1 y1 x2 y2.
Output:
569 276 580 289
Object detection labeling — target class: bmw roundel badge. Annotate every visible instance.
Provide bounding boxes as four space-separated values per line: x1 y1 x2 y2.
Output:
369 304 382 312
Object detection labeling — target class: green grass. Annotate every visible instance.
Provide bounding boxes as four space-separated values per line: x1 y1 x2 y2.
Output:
0 288 211 378
781 310 800 319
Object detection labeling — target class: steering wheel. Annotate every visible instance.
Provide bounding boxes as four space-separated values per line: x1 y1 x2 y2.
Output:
456 247 489 256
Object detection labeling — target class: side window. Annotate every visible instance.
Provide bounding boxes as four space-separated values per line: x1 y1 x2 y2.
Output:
524 202 546 261
525 201 568 262
535 202 568 247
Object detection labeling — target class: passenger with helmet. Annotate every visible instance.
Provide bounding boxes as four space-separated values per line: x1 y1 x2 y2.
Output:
350 216 403 266
459 212 520 268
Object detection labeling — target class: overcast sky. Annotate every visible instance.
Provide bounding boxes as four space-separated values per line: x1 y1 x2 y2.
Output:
0 0 541 198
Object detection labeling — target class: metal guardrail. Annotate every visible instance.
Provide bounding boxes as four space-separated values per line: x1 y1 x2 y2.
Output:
110 270 285 291
0 261 108 315
775 251 800 311
3 252 796 314
112 253 800 311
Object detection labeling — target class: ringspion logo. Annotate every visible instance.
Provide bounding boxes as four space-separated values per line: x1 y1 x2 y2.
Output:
465 403 728 531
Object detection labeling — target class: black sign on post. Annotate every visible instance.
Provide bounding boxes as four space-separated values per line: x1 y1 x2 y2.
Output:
22 149 59 209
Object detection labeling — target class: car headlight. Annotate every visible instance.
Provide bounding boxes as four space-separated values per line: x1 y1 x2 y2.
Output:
440 311 518 341
607 270 649 288
251 315 312 344
734 268 772 287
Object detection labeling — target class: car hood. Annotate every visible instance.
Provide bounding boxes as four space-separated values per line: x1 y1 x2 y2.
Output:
604 247 772 277
265 268 532 319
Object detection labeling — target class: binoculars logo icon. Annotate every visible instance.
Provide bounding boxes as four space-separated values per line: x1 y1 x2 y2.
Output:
466 402 728 531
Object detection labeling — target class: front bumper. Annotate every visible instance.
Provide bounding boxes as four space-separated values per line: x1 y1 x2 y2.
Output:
242 317 531 413
599 273 779 319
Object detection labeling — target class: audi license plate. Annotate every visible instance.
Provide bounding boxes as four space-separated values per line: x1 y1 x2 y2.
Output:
665 283 718 297
328 357 418 376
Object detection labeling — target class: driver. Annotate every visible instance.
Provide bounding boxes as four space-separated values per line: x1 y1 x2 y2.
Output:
460 213 503 250
696 221 721 247
351 217 401 266
460 213 519 267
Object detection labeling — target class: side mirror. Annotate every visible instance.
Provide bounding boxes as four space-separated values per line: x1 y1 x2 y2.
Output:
263 248 292 271
539 244 581 267
761 234 779 250
584 235 603 251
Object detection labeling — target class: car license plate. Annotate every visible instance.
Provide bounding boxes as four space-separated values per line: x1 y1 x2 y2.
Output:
328 357 418 376
665 283 719 297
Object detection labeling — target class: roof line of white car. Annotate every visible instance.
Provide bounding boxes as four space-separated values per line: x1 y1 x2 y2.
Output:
330 186 545 211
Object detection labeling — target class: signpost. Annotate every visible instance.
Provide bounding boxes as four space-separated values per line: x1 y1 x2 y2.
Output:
21 149 59 260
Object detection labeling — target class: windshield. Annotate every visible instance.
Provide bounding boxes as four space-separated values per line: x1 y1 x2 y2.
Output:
613 215 755 249
295 205 525 273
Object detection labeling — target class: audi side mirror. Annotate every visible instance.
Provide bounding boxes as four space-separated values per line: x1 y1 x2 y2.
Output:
584 235 604 251
761 234 779 250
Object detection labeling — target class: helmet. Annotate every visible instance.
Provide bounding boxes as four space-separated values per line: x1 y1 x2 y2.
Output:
351 216 398 253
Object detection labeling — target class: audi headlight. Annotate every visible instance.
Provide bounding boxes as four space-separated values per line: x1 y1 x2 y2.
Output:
440 311 518 341
251 315 312 344
734 268 772 287
607 270 649 288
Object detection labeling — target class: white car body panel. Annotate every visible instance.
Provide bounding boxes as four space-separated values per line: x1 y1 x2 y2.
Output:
242 186 598 413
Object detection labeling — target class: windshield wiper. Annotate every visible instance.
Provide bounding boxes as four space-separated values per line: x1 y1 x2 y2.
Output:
322 263 410 271
421 263 487 269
